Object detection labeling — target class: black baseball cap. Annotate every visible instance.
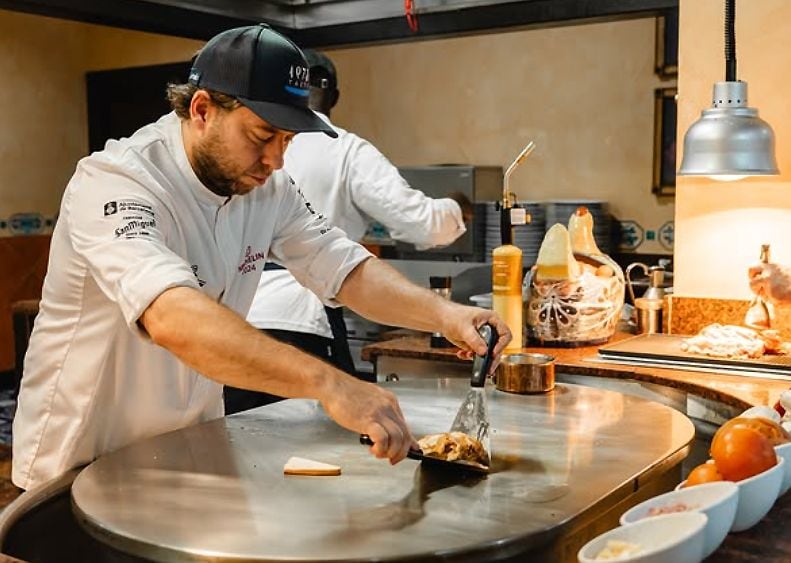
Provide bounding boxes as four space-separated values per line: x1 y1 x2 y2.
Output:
304 49 338 92
188 24 337 138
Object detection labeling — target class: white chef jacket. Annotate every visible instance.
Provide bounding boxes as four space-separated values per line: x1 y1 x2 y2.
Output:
246 113 465 337
12 112 371 490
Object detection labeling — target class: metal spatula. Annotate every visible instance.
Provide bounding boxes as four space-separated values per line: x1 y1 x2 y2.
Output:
448 324 498 466
359 434 488 473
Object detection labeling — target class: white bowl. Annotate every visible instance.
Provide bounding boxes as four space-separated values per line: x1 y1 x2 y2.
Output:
774 443 791 496
732 456 784 531
619 481 737 558
674 457 785 532
578 512 707 563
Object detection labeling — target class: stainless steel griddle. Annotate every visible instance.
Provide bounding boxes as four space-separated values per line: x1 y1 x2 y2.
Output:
71 379 694 562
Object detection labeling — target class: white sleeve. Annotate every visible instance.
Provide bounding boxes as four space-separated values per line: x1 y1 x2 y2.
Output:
268 179 372 305
65 163 199 332
345 136 466 250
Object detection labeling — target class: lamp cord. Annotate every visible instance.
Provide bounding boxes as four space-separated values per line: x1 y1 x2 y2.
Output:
725 0 737 81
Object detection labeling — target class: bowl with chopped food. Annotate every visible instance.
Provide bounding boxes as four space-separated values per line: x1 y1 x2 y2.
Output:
578 512 707 563
620 481 737 558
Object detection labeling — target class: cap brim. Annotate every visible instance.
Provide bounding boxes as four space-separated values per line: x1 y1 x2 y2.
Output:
238 97 337 138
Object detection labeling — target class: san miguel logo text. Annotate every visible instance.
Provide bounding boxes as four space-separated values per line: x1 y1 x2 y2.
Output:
238 245 266 275
105 200 158 239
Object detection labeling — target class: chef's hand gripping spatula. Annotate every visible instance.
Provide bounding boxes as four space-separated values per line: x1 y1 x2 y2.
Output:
359 324 498 474
448 323 498 467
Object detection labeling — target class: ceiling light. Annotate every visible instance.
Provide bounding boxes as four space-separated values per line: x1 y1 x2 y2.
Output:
678 0 779 179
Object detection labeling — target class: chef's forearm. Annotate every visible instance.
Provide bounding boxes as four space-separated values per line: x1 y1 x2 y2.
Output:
336 257 454 333
139 286 339 398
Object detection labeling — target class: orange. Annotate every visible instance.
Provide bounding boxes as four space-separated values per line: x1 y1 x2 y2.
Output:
685 461 724 487
710 425 777 481
718 416 790 447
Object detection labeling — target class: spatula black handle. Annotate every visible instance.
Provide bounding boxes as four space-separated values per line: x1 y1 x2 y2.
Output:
359 434 424 461
471 323 498 388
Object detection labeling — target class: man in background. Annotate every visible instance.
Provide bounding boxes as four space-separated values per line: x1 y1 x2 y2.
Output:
227 50 472 413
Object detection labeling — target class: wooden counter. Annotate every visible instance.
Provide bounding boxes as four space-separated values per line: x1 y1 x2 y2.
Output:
361 332 791 563
362 332 790 410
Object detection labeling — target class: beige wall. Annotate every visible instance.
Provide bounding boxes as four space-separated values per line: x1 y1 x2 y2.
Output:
326 19 675 254
0 9 200 220
1 10 671 253
675 0 791 299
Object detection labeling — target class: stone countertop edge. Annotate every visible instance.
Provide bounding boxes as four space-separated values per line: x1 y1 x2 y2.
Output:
361 332 790 411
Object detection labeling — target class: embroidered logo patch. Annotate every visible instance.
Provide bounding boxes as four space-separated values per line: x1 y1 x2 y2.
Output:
104 201 118 216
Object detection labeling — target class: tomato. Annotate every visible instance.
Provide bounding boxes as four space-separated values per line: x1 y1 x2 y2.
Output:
685 461 723 487
718 416 790 447
710 425 777 481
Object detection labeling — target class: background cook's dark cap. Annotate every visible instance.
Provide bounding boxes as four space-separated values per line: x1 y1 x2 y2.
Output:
189 24 336 138
304 49 338 92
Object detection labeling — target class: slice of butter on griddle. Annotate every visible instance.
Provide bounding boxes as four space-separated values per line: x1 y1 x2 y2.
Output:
283 456 341 476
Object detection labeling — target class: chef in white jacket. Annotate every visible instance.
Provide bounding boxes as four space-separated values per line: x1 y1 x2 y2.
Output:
229 50 471 413
13 26 509 490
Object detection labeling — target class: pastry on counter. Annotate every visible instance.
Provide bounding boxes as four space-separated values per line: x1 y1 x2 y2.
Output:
680 323 789 359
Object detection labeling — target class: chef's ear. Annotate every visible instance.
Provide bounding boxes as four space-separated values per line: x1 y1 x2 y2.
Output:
189 90 213 126
330 88 340 109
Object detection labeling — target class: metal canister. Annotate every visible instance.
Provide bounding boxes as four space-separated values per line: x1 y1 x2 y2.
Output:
495 353 555 394
634 297 664 335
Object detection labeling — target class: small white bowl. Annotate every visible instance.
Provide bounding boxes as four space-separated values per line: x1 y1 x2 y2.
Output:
731 456 784 531
620 481 737 559
578 512 707 563
774 442 791 496
674 457 785 532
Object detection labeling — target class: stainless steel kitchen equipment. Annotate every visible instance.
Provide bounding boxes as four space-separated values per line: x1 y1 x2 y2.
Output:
495 353 556 394
626 262 667 334
8 380 693 562
448 324 497 466
395 165 502 262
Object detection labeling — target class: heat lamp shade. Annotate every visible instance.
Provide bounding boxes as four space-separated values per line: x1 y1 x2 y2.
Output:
678 106 779 177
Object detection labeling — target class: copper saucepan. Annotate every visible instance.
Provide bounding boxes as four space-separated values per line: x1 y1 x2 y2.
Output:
495 353 555 394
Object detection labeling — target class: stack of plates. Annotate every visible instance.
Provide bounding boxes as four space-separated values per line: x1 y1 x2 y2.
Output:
479 201 546 266
544 199 612 254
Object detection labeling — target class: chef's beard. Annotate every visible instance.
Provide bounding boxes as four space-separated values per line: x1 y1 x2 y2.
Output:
191 128 271 198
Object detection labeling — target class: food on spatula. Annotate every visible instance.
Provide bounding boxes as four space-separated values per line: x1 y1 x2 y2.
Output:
681 323 770 359
417 432 489 466
534 224 581 282
283 456 341 476
568 206 603 256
